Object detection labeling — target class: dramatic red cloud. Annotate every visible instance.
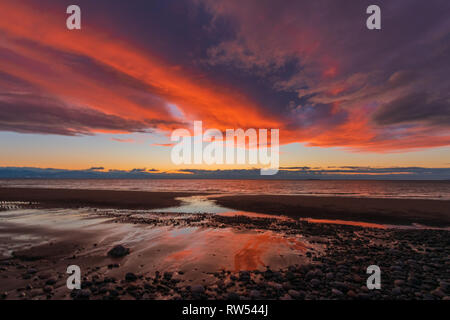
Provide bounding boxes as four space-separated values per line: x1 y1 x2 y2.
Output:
0 1 280 135
199 0 450 151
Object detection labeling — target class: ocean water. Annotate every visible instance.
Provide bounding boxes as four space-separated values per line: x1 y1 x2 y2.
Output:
0 179 449 200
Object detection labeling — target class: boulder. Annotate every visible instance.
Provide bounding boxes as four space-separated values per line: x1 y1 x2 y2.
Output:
107 245 130 258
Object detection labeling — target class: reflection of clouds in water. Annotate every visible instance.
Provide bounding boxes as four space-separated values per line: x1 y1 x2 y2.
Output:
167 249 194 262
161 228 310 271
218 211 288 220
234 233 308 271
0 206 314 273
150 195 230 214
304 218 387 229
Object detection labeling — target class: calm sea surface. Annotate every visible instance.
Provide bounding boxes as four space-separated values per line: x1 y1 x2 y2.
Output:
0 179 449 200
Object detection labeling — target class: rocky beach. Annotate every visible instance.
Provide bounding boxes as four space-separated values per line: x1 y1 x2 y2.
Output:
0 188 449 300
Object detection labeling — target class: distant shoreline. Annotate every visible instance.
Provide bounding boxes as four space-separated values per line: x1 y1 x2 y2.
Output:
1 177 450 181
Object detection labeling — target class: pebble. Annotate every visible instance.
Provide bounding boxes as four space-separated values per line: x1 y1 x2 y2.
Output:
76 289 91 300
394 280 405 287
249 290 260 299
331 288 343 296
357 293 370 300
392 287 402 295
271 282 283 291
239 271 251 282
163 272 173 280
310 278 320 287
347 290 357 298
27 268 37 275
125 273 137 282
431 288 445 298
226 292 240 300
43 285 53 293
288 289 303 299
191 285 205 294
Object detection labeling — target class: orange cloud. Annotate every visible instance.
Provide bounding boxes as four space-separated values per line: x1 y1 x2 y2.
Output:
0 1 280 135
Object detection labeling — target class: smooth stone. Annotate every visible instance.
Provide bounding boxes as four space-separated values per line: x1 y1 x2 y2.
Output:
431 288 445 298
271 282 283 290
239 271 251 281
288 289 303 299
226 292 240 300
125 273 137 282
310 279 320 287
332 288 343 296
27 268 37 274
76 289 91 300
107 245 130 258
163 272 173 280
43 286 53 293
347 290 357 298
357 293 370 300
394 280 405 287
249 290 260 299
191 285 205 294
392 287 402 295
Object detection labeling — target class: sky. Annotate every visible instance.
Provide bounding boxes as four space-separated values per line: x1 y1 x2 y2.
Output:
0 0 449 178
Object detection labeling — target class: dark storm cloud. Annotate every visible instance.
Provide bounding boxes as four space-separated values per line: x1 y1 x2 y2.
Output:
88 167 105 171
0 92 162 135
373 93 450 126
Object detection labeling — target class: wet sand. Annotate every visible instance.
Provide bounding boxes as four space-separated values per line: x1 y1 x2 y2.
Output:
212 195 450 227
0 208 448 300
0 187 200 210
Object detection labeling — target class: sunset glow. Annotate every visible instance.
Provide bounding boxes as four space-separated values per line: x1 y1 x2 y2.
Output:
0 0 449 176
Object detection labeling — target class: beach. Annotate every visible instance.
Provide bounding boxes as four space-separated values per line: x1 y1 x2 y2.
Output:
0 187 449 300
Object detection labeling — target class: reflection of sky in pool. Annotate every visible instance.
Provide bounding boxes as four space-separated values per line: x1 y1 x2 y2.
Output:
149 195 232 214
0 207 314 273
